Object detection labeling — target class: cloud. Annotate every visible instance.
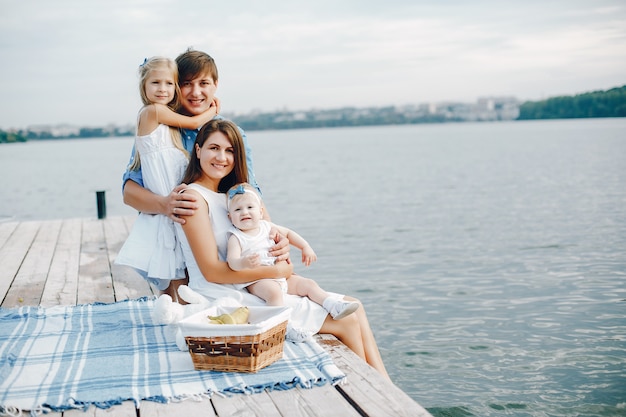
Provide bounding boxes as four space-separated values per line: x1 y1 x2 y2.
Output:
0 0 624 129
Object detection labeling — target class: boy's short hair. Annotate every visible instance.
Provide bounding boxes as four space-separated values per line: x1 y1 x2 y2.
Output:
175 48 218 82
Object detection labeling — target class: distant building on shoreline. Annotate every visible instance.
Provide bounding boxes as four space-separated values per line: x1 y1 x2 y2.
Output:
227 96 520 132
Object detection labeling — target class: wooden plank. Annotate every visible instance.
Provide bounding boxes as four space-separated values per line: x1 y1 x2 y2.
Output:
94 403 137 416
267 385 362 417
211 391 282 417
2 220 61 308
7 411 56 417
102 216 154 301
139 398 217 416
317 334 432 417
62 403 137 417
140 353 363 417
77 218 115 304
40 218 82 307
0 220 19 249
0 221 40 307
1 220 70 416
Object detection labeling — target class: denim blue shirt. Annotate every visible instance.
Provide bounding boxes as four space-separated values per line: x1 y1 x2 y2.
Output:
121 117 260 194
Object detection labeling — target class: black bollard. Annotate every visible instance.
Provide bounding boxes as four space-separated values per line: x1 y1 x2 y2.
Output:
96 191 107 219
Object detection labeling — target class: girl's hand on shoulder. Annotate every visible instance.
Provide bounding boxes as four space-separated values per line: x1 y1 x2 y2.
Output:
194 99 220 128
167 184 198 224
211 97 221 114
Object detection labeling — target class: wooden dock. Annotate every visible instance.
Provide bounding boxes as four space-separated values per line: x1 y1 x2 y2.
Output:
0 215 432 417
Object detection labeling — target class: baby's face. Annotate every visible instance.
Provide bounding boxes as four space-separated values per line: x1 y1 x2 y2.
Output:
228 193 263 231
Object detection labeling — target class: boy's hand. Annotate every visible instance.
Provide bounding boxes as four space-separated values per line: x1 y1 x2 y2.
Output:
168 184 198 224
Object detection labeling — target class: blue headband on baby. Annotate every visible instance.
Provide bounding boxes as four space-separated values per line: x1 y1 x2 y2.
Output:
227 184 262 209
228 184 247 200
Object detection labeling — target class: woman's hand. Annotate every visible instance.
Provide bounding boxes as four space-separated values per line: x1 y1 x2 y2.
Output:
268 227 291 263
275 260 294 278
167 184 199 224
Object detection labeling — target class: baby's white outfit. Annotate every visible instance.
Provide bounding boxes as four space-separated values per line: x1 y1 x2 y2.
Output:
229 220 287 292
116 124 187 289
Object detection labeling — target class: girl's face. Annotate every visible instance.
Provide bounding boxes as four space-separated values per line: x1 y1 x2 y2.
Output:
195 131 235 186
144 68 176 105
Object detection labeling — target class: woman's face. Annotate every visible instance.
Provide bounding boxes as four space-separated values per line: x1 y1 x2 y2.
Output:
195 131 234 183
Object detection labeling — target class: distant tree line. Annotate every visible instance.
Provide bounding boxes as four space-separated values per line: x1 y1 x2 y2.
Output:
0 129 27 143
518 85 626 119
234 107 452 131
0 125 135 143
22 127 133 140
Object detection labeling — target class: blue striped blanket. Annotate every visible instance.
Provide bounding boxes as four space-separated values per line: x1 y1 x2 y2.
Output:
0 298 345 414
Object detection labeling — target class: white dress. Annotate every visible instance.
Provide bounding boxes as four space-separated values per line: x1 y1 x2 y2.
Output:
228 220 287 291
116 124 188 289
176 183 334 334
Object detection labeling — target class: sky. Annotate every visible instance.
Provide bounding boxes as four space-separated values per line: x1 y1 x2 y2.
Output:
1 0 625 129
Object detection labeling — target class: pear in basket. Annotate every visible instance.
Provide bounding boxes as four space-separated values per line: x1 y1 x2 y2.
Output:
208 306 250 324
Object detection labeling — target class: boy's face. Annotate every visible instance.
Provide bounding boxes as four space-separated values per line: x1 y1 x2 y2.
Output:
179 72 218 116
228 193 263 231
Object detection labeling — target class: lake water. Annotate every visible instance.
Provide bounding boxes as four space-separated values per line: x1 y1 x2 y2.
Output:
1 119 625 416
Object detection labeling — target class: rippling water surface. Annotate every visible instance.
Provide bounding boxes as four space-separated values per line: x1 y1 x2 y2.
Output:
1 119 625 416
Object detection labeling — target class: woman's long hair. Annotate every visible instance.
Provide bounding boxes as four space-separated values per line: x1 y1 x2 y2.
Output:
181 119 248 192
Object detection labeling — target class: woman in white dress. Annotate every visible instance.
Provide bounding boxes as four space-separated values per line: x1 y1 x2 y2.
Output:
176 119 389 378
116 57 219 297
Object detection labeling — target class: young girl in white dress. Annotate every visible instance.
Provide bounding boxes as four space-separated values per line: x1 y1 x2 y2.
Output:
116 57 218 296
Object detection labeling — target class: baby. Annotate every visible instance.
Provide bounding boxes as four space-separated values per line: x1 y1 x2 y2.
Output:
226 183 359 324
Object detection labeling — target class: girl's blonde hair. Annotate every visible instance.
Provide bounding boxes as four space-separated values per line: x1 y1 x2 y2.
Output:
129 56 188 171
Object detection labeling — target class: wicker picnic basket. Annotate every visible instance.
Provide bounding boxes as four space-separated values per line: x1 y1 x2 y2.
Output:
178 306 291 373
